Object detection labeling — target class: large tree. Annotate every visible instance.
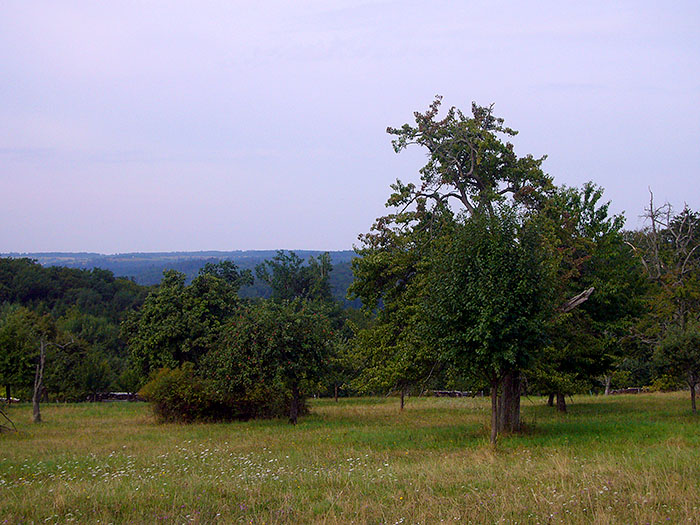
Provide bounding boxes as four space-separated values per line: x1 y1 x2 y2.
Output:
628 198 700 410
424 206 554 443
124 267 244 380
351 97 553 422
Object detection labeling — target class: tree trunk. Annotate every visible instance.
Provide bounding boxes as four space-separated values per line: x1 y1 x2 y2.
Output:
547 393 555 406
334 383 338 403
604 375 611 395
490 379 500 446
400 388 406 411
289 383 299 425
32 338 47 423
556 392 567 413
498 371 521 432
689 377 697 413
5 385 10 405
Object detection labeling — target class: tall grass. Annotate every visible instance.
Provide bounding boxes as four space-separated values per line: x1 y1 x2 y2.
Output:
1 393 698 524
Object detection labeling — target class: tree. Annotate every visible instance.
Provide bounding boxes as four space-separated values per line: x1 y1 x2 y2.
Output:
198 260 253 290
655 324 700 411
628 197 700 410
0 305 35 403
424 206 553 443
19 310 64 423
0 306 59 422
124 270 241 380
255 251 332 303
205 300 332 424
351 97 553 420
529 183 645 411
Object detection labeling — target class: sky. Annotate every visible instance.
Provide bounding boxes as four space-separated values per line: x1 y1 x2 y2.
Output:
1 1 698 254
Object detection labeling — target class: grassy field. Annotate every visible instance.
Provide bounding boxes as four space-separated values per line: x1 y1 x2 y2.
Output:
1 393 698 524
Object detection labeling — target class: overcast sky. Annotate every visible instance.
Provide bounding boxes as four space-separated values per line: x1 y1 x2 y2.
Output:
1 1 698 253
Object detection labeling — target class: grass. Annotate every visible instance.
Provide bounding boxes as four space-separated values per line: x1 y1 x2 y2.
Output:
1 393 699 524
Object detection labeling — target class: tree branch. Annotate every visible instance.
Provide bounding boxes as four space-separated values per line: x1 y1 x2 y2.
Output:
559 287 595 313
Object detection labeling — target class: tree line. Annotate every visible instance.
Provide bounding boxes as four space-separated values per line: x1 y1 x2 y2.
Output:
1 98 698 443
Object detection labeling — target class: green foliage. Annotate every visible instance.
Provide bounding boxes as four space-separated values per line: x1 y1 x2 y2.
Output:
123 270 241 379
647 374 683 392
425 206 553 383
255 251 332 302
0 257 147 321
203 300 330 421
198 260 253 291
138 363 230 422
610 370 633 389
349 206 453 397
528 183 645 397
0 257 149 399
654 324 700 388
0 305 36 397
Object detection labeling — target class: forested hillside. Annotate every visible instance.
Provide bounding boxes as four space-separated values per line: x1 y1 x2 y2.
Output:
0 257 150 402
1 250 358 306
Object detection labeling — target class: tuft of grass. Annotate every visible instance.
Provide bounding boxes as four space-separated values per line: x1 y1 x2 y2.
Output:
1 392 699 523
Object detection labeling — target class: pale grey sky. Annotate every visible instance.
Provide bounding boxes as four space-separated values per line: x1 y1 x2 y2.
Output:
1 1 698 253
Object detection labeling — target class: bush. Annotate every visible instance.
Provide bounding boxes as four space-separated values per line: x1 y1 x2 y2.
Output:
647 374 682 393
610 370 633 389
138 363 304 423
139 363 228 422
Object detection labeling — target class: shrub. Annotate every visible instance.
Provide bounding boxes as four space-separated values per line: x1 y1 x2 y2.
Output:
610 370 633 389
139 363 227 422
138 363 304 423
647 374 682 393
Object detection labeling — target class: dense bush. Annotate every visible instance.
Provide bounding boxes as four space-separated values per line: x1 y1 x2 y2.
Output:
138 364 220 422
647 374 683 393
138 363 304 423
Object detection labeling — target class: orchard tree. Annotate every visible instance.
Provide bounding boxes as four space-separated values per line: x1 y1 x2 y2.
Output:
206 299 332 424
349 204 454 409
530 183 646 411
654 325 700 411
351 97 553 419
424 206 554 443
124 269 243 380
628 197 700 410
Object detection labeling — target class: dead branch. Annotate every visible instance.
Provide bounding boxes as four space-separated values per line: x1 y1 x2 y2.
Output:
0 406 17 433
560 287 595 313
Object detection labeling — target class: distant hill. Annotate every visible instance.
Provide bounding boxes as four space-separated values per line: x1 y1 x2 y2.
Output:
1 250 360 306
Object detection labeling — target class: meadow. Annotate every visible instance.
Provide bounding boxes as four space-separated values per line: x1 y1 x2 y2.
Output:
1 393 699 524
